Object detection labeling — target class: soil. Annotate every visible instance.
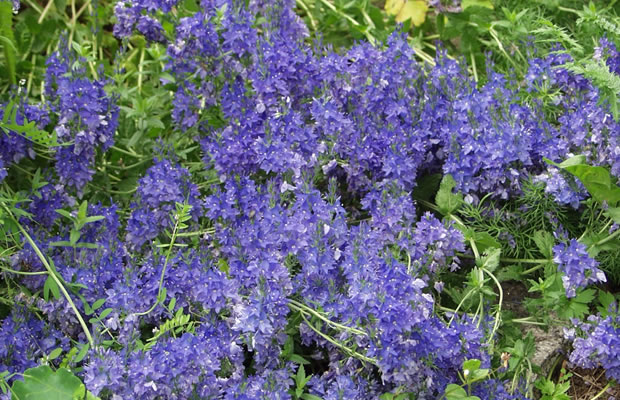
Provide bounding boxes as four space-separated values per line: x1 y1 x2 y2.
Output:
564 363 620 400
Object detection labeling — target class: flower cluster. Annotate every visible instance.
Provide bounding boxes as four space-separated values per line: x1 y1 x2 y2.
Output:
45 47 119 192
564 306 620 382
126 158 202 249
553 239 607 298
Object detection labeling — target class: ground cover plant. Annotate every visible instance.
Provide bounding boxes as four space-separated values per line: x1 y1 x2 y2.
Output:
0 0 619 399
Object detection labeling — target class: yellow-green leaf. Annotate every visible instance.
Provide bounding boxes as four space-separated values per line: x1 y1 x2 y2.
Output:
385 0 428 26
397 1 428 25
462 0 493 10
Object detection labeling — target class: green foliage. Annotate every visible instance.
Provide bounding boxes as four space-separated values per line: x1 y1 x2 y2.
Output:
442 359 489 400
50 200 105 250
11 365 99 400
144 307 196 350
0 1 17 85
534 370 572 400
1 101 60 148
545 155 620 206
435 174 463 216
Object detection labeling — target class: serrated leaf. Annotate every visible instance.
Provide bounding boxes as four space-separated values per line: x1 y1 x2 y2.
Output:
604 207 620 224
479 247 501 272
533 231 554 259
470 231 501 254
436 175 463 215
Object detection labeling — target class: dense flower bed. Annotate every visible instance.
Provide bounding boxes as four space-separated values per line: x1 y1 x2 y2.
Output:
0 0 619 399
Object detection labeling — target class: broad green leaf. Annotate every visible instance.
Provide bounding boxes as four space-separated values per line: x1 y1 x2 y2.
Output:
12 366 84 400
463 359 481 372
444 384 468 399
545 156 620 206
385 0 428 26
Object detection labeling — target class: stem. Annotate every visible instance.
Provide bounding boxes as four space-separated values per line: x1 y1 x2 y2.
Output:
67 0 93 50
288 300 367 336
138 46 145 93
38 0 55 23
175 228 215 238
593 228 620 247
2 205 94 346
296 0 317 32
482 267 503 343
457 253 550 265
134 209 182 317
26 54 35 95
508 317 546 326
590 383 611 400
105 158 151 170
521 263 546 275
298 311 376 365
23 0 43 14
469 238 480 259
470 51 478 83
0 265 48 276
110 145 145 158
448 287 477 326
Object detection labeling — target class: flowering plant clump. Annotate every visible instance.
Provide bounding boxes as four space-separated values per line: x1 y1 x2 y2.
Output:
0 0 619 399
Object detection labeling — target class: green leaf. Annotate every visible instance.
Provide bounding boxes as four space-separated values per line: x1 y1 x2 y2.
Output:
91 299 106 311
469 231 501 254
44 276 60 301
300 395 323 400
78 201 88 221
435 175 463 215
462 0 493 9
55 209 73 220
74 343 89 363
545 156 620 206
478 247 501 272
444 384 468 399
533 231 554 259
47 347 63 361
604 207 620 224
168 297 176 312
289 354 310 365
83 216 105 224
463 359 481 372
69 229 81 245
296 364 306 388
12 366 83 400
